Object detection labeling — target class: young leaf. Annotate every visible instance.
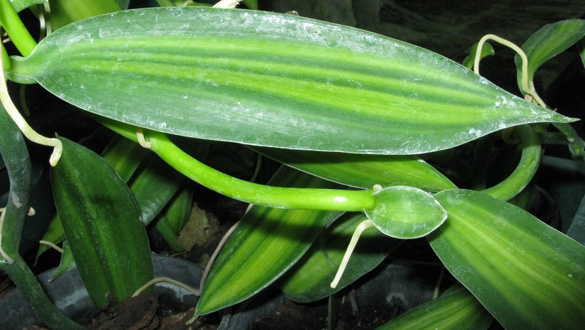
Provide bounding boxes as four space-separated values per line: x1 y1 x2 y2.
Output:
51 137 154 309
429 189 585 330
195 167 342 318
364 186 447 239
463 41 495 69
7 8 574 155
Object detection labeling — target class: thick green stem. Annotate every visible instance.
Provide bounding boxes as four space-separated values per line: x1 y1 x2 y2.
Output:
1 256 83 329
0 0 36 56
148 131 376 211
99 117 376 211
482 125 541 201
1 95 81 328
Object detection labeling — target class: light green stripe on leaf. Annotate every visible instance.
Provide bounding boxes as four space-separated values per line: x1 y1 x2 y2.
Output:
377 285 492 330
195 166 343 318
7 8 574 155
429 189 585 329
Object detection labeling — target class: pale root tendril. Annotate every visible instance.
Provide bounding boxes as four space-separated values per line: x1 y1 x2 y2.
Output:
330 219 375 289
0 43 63 166
132 276 200 297
473 34 546 108
213 0 241 9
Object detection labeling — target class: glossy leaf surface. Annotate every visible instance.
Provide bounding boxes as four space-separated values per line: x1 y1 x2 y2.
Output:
278 212 401 302
430 189 585 329
51 137 153 309
365 186 447 239
8 8 573 155
255 148 456 191
378 285 492 330
195 167 342 318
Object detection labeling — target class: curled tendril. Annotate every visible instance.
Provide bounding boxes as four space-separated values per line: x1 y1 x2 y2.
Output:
473 34 547 108
0 42 63 166
136 127 151 149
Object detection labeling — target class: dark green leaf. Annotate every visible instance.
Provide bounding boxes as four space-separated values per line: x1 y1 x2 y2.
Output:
128 153 184 224
0 104 32 260
8 8 573 155
429 189 585 329
51 137 153 309
49 240 75 282
155 184 194 252
101 135 149 182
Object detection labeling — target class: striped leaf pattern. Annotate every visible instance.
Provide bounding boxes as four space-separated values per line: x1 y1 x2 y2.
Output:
430 189 585 329
7 8 573 155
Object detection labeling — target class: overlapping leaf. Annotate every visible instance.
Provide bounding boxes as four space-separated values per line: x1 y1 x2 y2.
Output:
195 167 342 318
255 148 456 191
429 189 585 329
7 8 573 155
51 137 154 309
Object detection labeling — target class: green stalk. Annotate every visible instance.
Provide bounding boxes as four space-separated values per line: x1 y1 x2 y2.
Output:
482 125 541 201
0 0 36 56
99 117 376 211
147 131 376 211
2 256 83 329
1 99 81 328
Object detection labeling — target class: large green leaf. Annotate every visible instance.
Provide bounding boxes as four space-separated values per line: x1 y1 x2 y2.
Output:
195 166 342 318
255 148 456 191
8 8 573 155
51 137 154 309
429 189 585 329
278 212 401 302
377 285 492 330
